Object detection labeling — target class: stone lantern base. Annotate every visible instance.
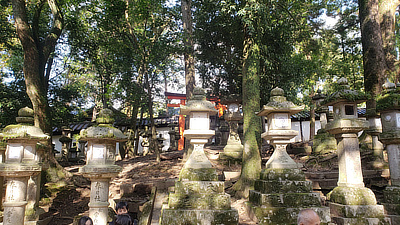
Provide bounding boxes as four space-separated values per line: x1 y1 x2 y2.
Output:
247 168 331 225
382 186 400 224
218 141 243 164
160 145 238 225
327 186 391 224
160 177 238 225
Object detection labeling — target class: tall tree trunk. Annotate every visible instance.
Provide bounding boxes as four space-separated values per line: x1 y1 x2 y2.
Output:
12 0 68 180
359 0 397 113
379 1 398 78
11 0 62 134
181 0 195 99
233 36 262 198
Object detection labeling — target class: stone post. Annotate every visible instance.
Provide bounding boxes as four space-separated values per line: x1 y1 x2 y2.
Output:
219 96 243 164
0 107 48 225
324 78 390 224
247 87 331 224
168 125 176 151
0 140 6 210
365 114 385 168
377 80 400 224
79 109 127 225
160 87 238 225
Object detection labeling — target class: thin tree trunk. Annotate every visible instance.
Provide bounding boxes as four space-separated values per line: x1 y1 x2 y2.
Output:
146 71 160 163
134 108 144 156
310 89 315 141
181 0 195 100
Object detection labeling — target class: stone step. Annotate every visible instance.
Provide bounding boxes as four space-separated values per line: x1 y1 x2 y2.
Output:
254 180 313 194
259 168 306 181
331 217 391 225
247 203 331 225
174 181 224 194
382 203 400 215
383 186 400 204
330 202 385 218
305 169 389 190
160 208 238 225
249 191 322 207
168 193 232 210
304 169 389 180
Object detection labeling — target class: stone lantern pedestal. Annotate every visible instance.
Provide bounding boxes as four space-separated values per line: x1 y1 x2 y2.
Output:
377 81 400 224
79 109 127 225
247 87 331 224
324 78 390 224
160 87 238 225
219 97 243 164
0 107 49 225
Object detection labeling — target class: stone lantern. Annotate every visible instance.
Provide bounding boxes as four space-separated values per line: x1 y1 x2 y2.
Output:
219 95 243 163
0 107 49 225
79 108 127 225
168 124 177 151
323 77 389 224
312 90 337 155
313 89 329 129
257 87 304 169
247 87 331 224
160 87 238 225
377 80 400 224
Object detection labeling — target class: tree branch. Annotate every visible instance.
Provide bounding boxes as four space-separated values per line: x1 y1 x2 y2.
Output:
43 0 64 60
11 0 36 51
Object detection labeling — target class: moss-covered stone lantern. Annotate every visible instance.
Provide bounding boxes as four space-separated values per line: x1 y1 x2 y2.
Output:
219 95 243 164
247 88 331 224
323 78 389 224
377 80 400 224
79 108 127 225
160 87 238 225
257 87 304 169
0 107 49 225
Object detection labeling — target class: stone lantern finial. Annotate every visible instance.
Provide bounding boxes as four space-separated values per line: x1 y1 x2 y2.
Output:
16 107 34 125
96 108 115 125
382 79 396 94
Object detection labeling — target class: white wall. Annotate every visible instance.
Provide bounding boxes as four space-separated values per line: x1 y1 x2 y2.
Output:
264 120 322 142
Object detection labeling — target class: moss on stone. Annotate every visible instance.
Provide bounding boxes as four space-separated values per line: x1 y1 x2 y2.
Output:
259 168 306 181
168 193 231 210
179 168 218 181
250 191 321 207
254 180 313 194
327 186 377 205
376 92 400 111
160 209 238 225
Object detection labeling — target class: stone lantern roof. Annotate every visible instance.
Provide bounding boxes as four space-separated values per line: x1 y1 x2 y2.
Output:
0 107 49 140
322 77 368 106
79 108 127 141
377 80 400 111
180 87 218 115
257 87 304 117
220 94 242 105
